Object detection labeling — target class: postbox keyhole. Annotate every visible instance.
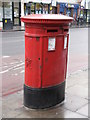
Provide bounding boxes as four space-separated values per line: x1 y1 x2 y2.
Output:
36 37 40 41
38 58 40 60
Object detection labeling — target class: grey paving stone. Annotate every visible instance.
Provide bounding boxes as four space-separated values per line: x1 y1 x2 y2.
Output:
60 94 88 112
3 97 23 110
0 100 2 119
66 84 88 99
76 103 89 117
15 105 65 118
2 92 23 110
16 107 87 118
54 110 87 118
2 107 23 118
3 92 22 102
66 70 88 89
2 100 24 118
66 77 78 88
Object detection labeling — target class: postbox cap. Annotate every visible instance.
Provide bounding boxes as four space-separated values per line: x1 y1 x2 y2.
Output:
21 14 73 24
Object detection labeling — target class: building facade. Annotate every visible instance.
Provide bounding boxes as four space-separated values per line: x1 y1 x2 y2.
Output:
0 0 89 29
0 1 21 29
80 0 90 24
57 2 80 20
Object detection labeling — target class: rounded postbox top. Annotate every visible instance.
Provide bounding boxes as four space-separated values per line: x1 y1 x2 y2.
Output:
21 14 73 24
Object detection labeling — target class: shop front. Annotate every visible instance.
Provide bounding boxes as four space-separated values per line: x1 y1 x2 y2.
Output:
1 1 21 30
58 2 79 19
0 1 3 29
24 2 51 15
12 2 21 26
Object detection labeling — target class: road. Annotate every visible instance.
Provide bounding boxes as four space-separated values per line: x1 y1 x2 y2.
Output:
0 28 88 96
2 31 25 56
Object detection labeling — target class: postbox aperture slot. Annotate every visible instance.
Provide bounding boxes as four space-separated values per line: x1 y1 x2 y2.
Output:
64 29 68 32
47 29 58 33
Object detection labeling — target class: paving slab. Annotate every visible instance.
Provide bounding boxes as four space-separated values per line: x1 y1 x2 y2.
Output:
66 69 88 88
54 110 87 118
15 105 65 118
76 103 89 118
0 99 2 119
15 107 87 118
66 84 88 99
2 105 23 118
60 93 88 112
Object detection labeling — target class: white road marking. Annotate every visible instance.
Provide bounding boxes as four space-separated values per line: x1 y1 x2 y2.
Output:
20 70 25 73
2 56 10 58
0 62 25 74
13 66 24 70
0 69 9 74
10 62 20 65
14 73 18 76
12 62 24 68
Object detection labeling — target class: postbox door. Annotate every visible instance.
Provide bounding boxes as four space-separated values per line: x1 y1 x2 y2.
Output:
42 35 68 88
25 36 42 88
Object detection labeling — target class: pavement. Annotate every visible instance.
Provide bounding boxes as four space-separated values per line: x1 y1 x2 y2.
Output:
1 68 88 118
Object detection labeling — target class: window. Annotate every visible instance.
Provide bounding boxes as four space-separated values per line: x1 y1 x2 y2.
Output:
4 2 12 21
0 1 3 21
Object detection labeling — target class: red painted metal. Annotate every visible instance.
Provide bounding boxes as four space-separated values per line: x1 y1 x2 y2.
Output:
21 14 73 88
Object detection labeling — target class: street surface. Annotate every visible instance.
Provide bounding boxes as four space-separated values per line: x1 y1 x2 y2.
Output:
0 28 88 96
2 69 88 118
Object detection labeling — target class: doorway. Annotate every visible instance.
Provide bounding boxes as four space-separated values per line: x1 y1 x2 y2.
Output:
12 2 21 26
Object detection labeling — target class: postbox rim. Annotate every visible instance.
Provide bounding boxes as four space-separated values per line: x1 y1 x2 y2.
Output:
21 14 73 24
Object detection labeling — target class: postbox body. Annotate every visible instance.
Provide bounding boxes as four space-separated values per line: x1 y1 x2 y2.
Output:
21 14 73 109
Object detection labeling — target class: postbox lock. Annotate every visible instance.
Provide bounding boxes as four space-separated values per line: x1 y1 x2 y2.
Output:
36 37 40 41
38 58 40 60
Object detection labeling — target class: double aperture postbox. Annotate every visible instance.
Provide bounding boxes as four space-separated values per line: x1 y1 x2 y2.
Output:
21 14 73 109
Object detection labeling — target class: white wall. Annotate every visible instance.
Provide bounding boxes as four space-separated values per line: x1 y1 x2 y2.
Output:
81 0 90 9
21 0 24 26
0 22 2 29
56 0 79 3
88 1 90 9
22 0 79 4
22 0 51 3
0 1 2 28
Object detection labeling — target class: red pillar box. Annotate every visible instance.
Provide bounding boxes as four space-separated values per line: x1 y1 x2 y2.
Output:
21 14 73 109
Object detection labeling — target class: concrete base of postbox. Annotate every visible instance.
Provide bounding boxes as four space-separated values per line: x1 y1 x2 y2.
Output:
24 81 65 109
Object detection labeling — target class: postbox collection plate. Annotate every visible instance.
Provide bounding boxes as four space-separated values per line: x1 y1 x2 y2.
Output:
64 36 68 49
48 37 56 51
